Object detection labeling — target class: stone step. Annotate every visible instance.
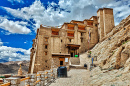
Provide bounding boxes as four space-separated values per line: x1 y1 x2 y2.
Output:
69 58 80 65
69 65 87 69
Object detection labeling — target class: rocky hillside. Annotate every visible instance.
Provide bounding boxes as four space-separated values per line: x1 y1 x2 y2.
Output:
80 15 130 85
0 60 29 74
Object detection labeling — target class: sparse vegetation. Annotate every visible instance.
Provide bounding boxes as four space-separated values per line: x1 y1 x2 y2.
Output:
122 40 128 45
112 51 115 54
116 74 122 77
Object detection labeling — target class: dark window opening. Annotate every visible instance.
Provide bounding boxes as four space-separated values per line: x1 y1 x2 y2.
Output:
81 33 83 36
61 39 62 42
81 38 83 42
45 38 48 42
95 24 97 27
46 66 47 67
60 61 63 65
71 52 73 57
45 52 47 55
45 45 48 49
45 60 48 63
69 39 71 42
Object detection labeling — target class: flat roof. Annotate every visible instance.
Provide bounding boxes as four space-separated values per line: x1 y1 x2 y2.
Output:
70 20 84 23
60 22 77 29
97 8 113 12
84 19 93 21
40 24 61 29
90 16 97 20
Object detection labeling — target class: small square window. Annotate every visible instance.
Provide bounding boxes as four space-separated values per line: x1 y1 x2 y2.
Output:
45 52 47 55
45 38 48 42
45 60 48 62
95 24 97 27
81 33 83 36
69 39 71 42
45 45 48 49
81 38 83 42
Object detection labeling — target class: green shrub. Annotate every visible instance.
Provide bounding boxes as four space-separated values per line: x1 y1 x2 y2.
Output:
122 40 128 45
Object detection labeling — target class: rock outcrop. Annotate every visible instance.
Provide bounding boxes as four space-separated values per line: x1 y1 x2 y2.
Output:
0 60 29 74
79 15 130 85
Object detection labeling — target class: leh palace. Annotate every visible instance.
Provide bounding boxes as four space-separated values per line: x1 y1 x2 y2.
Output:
28 8 115 73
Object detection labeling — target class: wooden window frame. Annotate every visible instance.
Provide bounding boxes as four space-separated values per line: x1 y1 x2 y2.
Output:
69 39 71 42
45 38 48 42
52 31 59 35
81 38 83 43
45 52 47 55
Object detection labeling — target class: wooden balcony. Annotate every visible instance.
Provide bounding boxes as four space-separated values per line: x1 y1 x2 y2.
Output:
68 27 74 30
78 28 85 30
67 33 74 37
87 22 93 26
52 31 59 35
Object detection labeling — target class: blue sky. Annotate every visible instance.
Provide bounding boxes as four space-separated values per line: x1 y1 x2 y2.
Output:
0 0 130 62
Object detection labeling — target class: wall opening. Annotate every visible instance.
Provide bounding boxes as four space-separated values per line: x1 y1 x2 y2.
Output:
71 52 73 57
81 38 83 42
45 60 48 63
45 45 48 49
81 33 83 36
45 38 48 42
45 52 47 55
60 61 63 65
69 39 71 42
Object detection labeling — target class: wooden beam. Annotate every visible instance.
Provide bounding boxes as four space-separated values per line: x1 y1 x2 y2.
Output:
35 80 41 84
20 77 30 81
36 74 41 76
0 82 11 86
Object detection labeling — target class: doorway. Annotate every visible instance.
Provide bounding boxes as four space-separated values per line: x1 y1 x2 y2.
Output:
59 57 65 66
70 50 75 57
71 52 73 57
60 61 63 65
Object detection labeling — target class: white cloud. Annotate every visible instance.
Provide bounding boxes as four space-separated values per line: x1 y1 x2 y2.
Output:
8 0 24 4
0 46 30 61
0 39 30 61
0 19 31 34
0 39 3 46
3 0 130 29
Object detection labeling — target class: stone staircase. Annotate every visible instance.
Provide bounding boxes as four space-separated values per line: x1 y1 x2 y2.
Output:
69 58 80 65
69 58 86 69
69 65 86 69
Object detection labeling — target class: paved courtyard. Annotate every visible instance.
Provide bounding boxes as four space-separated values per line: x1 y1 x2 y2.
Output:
50 69 91 86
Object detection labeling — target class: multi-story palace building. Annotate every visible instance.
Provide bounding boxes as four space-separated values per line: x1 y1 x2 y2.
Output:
28 8 115 73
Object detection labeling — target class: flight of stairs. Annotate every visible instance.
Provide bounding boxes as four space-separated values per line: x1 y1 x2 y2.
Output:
69 58 86 69
69 58 80 65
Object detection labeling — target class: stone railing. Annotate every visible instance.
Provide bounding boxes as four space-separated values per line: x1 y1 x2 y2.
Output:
1 68 57 86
